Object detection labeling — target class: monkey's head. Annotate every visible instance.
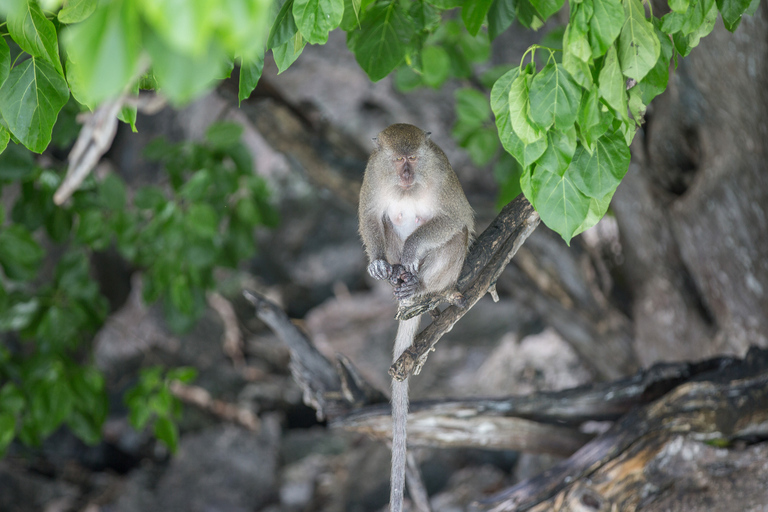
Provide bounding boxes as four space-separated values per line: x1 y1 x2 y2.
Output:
373 124 432 190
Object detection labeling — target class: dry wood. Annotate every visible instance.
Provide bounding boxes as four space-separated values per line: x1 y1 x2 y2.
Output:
477 346 768 512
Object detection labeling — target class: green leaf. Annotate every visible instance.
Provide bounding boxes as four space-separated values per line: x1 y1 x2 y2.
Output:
528 60 581 130
168 366 198 383
117 82 138 132
491 68 547 167
340 0 362 31
589 0 624 57
421 45 450 88
63 0 141 105
562 40 594 89
0 128 9 156
0 143 36 180
492 67 520 151
239 52 265 104
683 0 715 35
522 166 590 244
565 3 592 62
145 30 229 105
100 173 127 210
573 187 615 236
634 25 671 104
0 383 25 415
0 225 44 281
463 127 499 165
0 36 10 86
537 126 577 175
268 0 298 49
618 0 660 81
569 129 629 198
134 186 167 210
185 203 219 237
668 0 689 12
530 0 565 20
508 72 545 145
139 0 213 56
462 0 494 36
577 86 610 150
7 1 64 76
455 88 491 130
0 412 15 456
598 45 627 119
273 33 306 74
488 0 515 40
293 0 345 45
0 58 70 154
170 274 194 314
0 298 40 331
206 121 244 149
493 151 523 207
58 0 98 23
348 0 415 82
687 0 718 46
154 416 179 452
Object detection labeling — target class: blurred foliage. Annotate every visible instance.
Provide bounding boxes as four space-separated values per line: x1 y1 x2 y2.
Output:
0 121 276 456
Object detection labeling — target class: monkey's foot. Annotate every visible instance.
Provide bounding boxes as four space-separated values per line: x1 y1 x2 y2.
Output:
367 259 393 280
392 267 419 300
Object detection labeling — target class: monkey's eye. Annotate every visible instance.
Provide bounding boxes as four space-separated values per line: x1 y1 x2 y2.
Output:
395 156 405 162
407 155 417 162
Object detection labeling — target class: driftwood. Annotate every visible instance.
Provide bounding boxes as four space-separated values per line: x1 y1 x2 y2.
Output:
480 346 768 511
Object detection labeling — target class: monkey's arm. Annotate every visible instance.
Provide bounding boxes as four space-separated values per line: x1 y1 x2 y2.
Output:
360 210 396 281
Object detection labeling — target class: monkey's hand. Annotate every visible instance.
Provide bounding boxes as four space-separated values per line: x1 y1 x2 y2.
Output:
391 265 419 300
367 259 394 281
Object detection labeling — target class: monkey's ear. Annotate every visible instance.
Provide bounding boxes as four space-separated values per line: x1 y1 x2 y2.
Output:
372 137 380 149
425 132 432 140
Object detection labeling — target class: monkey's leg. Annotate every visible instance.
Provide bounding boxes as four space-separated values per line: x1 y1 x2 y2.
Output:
417 229 467 294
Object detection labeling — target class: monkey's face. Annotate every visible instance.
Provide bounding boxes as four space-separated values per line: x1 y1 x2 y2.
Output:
394 154 418 190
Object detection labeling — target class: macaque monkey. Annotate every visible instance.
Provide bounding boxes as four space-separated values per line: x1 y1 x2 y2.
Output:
358 124 474 512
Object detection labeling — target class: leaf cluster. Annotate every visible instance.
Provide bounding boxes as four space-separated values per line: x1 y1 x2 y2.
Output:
0 121 276 454
124 366 197 452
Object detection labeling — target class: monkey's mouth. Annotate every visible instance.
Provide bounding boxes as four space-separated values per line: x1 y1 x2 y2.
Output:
398 168 414 189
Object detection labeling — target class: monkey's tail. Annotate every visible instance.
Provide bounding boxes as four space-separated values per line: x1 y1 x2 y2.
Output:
390 316 419 512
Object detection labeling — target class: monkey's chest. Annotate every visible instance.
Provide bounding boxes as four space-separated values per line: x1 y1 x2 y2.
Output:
387 200 431 240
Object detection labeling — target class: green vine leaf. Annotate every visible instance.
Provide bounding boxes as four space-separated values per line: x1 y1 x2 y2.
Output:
521 165 590 245
348 0 415 81
528 59 581 130
239 51 266 104
268 0 298 49
293 0 345 45
618 0 660 81
508 71 545 145
0 36 10 86
63 0 141 105
589 0 624 57
273 32 307 73
58 0 98 24
7 1 64 76
569 129 630 198
537 126 577 175
0 58 70 153
598 45 628 120
462 0 495 36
